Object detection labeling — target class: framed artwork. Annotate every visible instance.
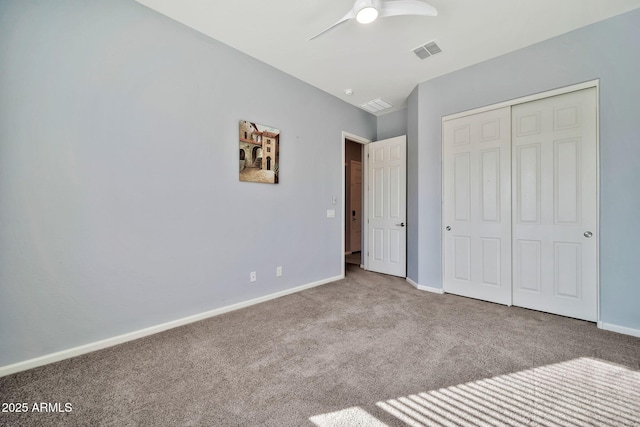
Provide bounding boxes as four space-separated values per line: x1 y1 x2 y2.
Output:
239 120 280 184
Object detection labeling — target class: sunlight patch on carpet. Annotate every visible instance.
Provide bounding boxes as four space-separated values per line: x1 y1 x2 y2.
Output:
310 358 640 427
309 406 389 426
377 357 640 426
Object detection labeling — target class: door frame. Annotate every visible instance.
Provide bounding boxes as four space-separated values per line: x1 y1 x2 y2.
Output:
441 79 600 322
341 132 371 278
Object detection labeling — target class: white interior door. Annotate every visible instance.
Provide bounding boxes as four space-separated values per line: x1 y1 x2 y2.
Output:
350 161 362 253
443 107 512 305
512 87 597 321
367 136 406 277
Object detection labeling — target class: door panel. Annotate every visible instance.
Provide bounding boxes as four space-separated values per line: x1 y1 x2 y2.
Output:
480 149 500 222
367 136 406 277
481 238 500 286
454 237 471 281
516 144 541 223
443 107 512 305
454 153 471 221
554 242 581 298
512 87 597 321
555 139 580 223
516 239 541 293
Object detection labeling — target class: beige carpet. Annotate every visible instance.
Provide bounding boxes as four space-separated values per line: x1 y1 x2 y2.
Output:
1 264 639 426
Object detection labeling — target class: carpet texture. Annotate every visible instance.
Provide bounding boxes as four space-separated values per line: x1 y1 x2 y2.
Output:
1 265 639 426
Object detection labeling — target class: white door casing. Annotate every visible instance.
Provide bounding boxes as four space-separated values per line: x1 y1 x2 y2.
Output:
512 87 598 321
443 107 512 305
367 136 407 277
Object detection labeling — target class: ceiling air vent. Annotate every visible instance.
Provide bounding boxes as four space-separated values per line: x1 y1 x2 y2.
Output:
360 98 393 113
413 41 442 60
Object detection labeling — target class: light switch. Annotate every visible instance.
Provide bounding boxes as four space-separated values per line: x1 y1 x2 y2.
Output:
332 195 337 205
327 209 335 218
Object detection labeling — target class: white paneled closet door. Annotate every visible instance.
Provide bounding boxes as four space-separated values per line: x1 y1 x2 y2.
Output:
443 107 512 305
512 87 598 321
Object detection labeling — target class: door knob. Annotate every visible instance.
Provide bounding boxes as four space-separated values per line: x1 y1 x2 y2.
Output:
584 231 593 238
446 226 451 231
396 222 405 227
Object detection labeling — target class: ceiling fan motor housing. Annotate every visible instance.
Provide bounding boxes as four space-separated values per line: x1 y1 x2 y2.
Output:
354 0 383 23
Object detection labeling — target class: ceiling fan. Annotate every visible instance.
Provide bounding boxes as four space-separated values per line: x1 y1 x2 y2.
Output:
309 0 438 40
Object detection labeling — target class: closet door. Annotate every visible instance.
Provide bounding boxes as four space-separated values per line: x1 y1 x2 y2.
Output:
443 107 512 305
512 88 597 321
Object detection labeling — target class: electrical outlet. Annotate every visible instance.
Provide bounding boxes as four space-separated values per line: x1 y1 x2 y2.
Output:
250 271 257 282
276 266 283 277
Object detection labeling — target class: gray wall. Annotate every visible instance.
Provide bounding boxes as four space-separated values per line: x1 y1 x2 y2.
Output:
377 108 408 140
0 0 376 367
409 9 640 330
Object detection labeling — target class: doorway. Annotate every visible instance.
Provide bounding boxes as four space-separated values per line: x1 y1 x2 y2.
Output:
341 133 408 279
345 139 364 266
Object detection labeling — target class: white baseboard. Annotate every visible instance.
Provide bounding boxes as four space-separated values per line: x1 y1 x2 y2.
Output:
406 277 444 294
597 321 640 338
0 275 342 378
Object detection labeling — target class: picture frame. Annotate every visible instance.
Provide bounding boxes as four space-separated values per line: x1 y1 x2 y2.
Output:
239 120 280 184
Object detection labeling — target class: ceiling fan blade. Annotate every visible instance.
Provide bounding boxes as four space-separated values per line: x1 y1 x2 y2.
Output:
380 0 438 18
308 10 356 40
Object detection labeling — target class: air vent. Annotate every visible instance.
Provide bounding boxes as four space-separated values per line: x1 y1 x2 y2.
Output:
360 98 393 113
412 41 442 60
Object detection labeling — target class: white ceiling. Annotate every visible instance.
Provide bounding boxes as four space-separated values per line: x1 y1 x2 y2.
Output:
135 0 640 115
